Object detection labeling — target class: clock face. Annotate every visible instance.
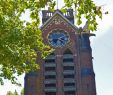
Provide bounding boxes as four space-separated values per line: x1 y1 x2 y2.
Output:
48 29 69 47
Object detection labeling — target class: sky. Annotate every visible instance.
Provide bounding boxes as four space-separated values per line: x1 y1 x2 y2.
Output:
91 0 113 95
0 0 113 95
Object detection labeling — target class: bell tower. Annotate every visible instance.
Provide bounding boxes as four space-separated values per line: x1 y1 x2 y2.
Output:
24 9 96 95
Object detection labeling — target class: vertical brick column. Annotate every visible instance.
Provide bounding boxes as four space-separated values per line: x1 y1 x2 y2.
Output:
24 72 39 95
36 56 45 95
75 35 83 95
80 51 96 95
56 49 63 95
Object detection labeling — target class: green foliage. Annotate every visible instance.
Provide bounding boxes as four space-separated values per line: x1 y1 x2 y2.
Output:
20 88 24 95
0 0 102 85
63 0 102 31
0 0 53 85
6 91 13 95
6 91 16 95
14 90 18 95
6 89 23 95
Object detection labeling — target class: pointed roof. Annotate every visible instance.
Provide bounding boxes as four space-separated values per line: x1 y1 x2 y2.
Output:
40 10 78 31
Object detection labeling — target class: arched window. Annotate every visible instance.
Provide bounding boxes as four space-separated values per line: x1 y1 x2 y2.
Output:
63 49 72 54
44 52 56 72
45 53 55 63
44 52 56 95
63 49 75 95
63 49 73 62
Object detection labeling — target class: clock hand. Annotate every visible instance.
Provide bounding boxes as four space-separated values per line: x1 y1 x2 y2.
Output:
57 39 64 46
57 38 65 44
58 38 64 42
58 36 68 42
58 35 66 39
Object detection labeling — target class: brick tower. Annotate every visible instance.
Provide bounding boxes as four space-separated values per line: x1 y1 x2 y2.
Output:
24 9 96 95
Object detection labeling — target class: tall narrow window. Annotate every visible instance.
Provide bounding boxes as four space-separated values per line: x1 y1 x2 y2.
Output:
44 53 56 95
63 49 76 95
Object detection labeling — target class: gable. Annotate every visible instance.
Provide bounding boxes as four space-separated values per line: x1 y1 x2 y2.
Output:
41 10 78 33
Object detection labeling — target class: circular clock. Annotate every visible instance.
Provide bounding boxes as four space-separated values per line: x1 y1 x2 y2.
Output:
48 29 69 47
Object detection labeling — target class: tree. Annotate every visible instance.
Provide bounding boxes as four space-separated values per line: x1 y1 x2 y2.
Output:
0 0 103 85
6 91 16 95
6 89 23 95
0 0 53 85
20 88 24 95
14 90 18 95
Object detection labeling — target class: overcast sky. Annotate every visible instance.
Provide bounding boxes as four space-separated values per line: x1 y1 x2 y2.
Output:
0 0 113 95
91 0 113 95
